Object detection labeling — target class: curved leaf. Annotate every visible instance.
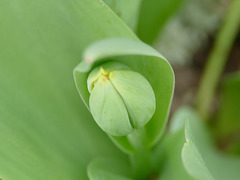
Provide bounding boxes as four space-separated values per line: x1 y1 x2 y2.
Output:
152 107 194 180
182 108 240 180
137 0 185 44
88 157 132 180
103 0 142 30
0 0 137 179
215 73 240 153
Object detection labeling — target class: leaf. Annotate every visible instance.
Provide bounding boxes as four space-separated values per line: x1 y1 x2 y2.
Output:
182 108 240 180
151 107 194 180
74 38 174 152
88 157 132 180
137 0 185 44
103 0 142 30
0 0 137 179
215 73 240 153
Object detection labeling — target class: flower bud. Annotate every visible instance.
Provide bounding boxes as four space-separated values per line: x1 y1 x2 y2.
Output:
87 62 156 136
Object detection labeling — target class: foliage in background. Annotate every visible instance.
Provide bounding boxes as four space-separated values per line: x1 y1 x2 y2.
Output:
214 73 240 154
103 0 142 31
137 0 185 44
182 108 240 180
155 0 227 66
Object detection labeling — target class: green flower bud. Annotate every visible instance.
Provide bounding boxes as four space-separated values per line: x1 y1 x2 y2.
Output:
87 61 156 136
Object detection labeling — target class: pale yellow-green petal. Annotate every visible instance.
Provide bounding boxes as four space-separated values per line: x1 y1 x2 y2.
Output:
110 70 155 128
89 77 133 136
87 62 131 93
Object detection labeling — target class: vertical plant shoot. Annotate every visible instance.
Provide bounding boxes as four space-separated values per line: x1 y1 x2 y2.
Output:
87 62 156 136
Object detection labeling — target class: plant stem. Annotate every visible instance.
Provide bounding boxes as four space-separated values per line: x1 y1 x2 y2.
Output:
128 128 151 179
195 0 240 120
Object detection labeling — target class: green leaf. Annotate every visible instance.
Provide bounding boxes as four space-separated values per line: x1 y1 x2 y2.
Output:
74 38 174 152
0 0 138 179
152 107 194 180
103 0 142 30
137 0 185 44
215 73 240 153
88 157 132 180
182 108 240 180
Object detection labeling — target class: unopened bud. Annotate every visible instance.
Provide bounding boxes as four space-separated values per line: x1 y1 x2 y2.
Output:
87 62 155 136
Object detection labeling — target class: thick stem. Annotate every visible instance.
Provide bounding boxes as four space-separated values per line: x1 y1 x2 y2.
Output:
195 0 240 120
128 128 151 179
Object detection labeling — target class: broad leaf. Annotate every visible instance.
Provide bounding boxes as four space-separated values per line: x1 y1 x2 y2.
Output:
137 0 185 44
215 73 240 153
103 0 142 30
0 0 137 179
182 108 240 180
88 157 132 180
152 107 193 180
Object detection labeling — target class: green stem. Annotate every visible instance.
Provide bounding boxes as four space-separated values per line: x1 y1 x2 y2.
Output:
127 128 151 179
195 0 240 120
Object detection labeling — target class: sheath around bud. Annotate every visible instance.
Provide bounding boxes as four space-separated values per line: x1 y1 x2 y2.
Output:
88 62 156 136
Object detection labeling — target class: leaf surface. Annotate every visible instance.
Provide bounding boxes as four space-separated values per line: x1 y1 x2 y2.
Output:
152 107 194 180
137 0 185 44
215 73 240 153
103 0 142 30
0 0 135 179
88 157 132 180
182 108 240 180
